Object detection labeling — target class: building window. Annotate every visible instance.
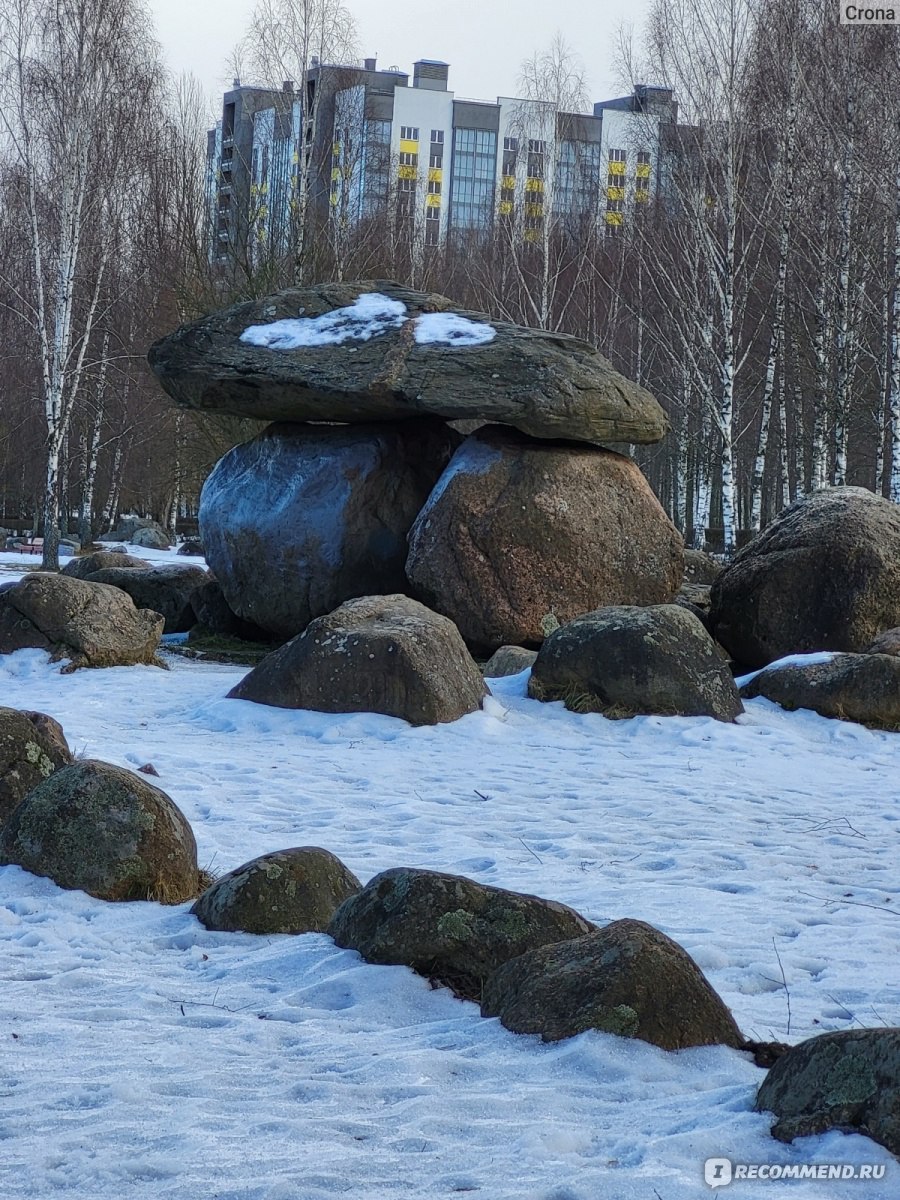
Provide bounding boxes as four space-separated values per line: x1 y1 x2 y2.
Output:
450 127 497 231
637 150 651 165
427 179 442 195
400 125 420 141
425 208 440 246
430 129 444 144
527 139 546 179
609 148 626 163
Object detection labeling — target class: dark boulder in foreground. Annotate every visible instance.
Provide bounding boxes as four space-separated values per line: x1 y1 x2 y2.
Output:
756 1028 900 1157
228 594 487 726
192 847 361 933
148 281 668 447
709 488 900 668
481 918 744 1050
327 867 594 1001
529 605 743 722
199 420 456 639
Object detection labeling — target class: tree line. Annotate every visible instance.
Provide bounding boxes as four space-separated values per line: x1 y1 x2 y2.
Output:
1 0 897 569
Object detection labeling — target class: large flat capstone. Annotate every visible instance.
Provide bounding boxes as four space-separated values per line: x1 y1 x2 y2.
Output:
148 282 668 447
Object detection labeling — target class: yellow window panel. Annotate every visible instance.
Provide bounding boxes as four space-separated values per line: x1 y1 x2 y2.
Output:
260 182 268 194
399 138 419 154
501 174 516 190
636 163 650 178
525 202 544 218
636 190 649 202
333 141 340 154
258 205 268 218
498 199 513 215
292 152 299 163
398 165 417 180
329 193 338 206
425 194 441 208
524 177 544 192
250 183 258 195
607 186 625 201
428 168 443 183
605 211 623 226
331 167 340 180
608 160 626 175
523 228 540 243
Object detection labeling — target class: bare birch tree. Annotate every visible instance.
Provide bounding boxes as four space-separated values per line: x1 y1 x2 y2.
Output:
0 0 162 567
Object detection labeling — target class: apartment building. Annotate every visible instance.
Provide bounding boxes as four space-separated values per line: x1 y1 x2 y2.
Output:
207 57 678 262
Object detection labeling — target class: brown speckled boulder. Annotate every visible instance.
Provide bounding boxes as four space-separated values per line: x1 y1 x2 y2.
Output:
228 595 487 726
406 427 684 653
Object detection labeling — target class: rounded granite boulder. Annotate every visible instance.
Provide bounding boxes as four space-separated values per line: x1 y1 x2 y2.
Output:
192 847 361 934
0 760 200 903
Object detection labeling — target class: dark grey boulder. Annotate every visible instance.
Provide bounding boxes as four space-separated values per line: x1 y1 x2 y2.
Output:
327 867 595 1001
85 564 208 633
61 551 151 580
98 516 171 549
483 646 538 678
228 594 487 726
177 539 204 557
148 280 668 447
481 918 744 1050
528 605 743 722
740 652 900 731
199 419 456 639
0 707 71 828
756 1028 900 1156
406 427 684 652
191 847 361 933
709 487 900 668
867 628 900 656
189 579 272 642
0 573 163 671
0 759 200 903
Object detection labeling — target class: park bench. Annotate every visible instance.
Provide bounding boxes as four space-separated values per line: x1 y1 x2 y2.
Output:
19 537 43 556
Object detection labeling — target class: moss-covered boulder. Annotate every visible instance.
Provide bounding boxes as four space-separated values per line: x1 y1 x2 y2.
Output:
0 760 200 902
528 604 743 721
192 847 361 933
0 707 71 828
756 1028 900 1156
481 918 744 1050
327 867 594 1001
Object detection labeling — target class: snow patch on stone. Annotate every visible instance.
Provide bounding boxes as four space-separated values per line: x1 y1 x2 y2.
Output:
240 292 408 349
414 312 496 347
240 292 496 352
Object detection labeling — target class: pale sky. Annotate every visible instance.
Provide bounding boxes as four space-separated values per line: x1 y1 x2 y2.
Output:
148 0 652 118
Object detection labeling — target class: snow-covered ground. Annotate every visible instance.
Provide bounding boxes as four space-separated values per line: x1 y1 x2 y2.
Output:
0 550 897 1199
